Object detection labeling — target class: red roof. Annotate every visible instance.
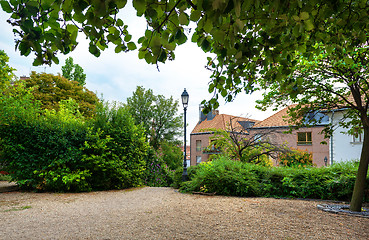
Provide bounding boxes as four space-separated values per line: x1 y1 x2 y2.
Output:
191 114 259 133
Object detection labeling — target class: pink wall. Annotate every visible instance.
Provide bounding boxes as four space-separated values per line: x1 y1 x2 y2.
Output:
249 126 330 167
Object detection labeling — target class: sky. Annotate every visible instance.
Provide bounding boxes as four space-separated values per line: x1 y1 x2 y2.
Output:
0 3 275 142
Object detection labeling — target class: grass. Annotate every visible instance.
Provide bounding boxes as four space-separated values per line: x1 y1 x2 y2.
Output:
0 174 11 181
3 206 32 212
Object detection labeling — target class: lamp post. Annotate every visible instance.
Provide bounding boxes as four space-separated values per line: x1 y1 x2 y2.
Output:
181 88 189 181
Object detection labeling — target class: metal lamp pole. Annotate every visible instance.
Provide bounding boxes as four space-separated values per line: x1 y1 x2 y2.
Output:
181 89 189 181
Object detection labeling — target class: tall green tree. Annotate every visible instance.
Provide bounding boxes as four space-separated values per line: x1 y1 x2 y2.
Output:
61 57 86 86
0 50 15 88
23 72 98 118
257 44 369 211
126 86 182 149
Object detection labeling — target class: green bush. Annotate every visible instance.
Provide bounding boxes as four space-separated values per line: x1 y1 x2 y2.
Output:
144 147 174 187
278 148 314 168
0 87 149 192
89 101 149 189
180 157 369 202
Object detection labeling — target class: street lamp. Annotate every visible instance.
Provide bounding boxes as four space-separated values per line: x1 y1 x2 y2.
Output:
181 88 189 181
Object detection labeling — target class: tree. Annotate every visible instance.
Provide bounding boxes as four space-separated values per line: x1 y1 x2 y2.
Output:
125 86 182 149
204 117 288 166
23 72 99 118
1 0 368 210
257 44 369 211
0 49 15 88
61 57 86 86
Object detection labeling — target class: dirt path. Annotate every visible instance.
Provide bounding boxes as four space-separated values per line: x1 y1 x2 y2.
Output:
0 186 368 239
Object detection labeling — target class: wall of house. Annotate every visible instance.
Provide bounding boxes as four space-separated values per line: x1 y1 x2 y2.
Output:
250 127 330 167
328 111 362 164
190 133 213 166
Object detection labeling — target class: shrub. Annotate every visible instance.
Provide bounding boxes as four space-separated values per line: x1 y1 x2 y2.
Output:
144 147 174 187
180 157 369 202
278 148 314 168
0 88 149 192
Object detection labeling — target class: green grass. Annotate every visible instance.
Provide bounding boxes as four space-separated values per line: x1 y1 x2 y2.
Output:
3 206 32 212
0 174 11 181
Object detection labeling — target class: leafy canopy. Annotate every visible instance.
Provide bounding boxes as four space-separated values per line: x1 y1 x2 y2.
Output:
1 0 368 109
23 72 99 118
125 86 183 149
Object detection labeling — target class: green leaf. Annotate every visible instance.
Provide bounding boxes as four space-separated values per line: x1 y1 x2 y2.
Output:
203 20 213 33
144 52 153 64
89 44 99 56
116 19 124 27
115 0 127 8
127 42 137 50
124 34 132 42
0 1 12 13
304 20 314 31
190 10 201 22
179 12 189 25
300 12 309 21
138 50 146 59
234 0 241 17
158 49 167 63
201 39 211 52
133 0 146 16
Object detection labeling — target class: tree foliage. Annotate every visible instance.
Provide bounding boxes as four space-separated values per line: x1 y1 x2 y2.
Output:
23 72 98 118
125 86 183 149
0 49 15 88
203 118 288 167
1 1 368 106
0 83 148 191
257 44 369 211
61 57 86 86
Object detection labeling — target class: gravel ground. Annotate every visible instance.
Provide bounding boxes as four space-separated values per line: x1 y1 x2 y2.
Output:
0 184 368 240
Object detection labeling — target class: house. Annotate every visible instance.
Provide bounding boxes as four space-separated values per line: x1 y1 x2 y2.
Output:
250 105 330 167
180 145 191 167
325 109 363 164
190 104 362 167
190 109 259 166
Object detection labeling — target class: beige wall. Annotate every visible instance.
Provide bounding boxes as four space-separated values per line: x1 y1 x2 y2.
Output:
250 126 330 167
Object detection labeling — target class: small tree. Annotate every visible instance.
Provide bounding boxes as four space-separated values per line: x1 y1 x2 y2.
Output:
61 57 86 86
204 117 289 166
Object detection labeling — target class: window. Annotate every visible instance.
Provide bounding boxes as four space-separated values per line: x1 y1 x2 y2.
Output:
297 132 312 145
196 156 202 165
254 134 262 142
353 133 363 143
196 140 202 151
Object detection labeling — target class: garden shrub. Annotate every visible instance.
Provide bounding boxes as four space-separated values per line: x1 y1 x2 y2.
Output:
278 148 314 168
144 147 174 187
0 87 149 192
180 157 369 202
90 101 149 189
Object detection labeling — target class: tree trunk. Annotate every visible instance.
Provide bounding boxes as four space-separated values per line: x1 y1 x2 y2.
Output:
350 125 369 212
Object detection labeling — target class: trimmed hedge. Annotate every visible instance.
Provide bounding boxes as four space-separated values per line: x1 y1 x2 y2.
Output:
180 157 369 202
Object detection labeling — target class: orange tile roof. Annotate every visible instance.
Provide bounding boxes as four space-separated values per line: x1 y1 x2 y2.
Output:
253 105 297 128
191 114 259 134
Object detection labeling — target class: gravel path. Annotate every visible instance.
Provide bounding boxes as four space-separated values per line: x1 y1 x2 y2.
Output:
0 185 368 239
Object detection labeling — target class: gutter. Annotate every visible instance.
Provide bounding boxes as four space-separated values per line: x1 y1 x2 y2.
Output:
330 110 334 165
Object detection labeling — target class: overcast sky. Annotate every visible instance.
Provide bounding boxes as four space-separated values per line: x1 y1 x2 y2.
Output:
0 2 275 142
